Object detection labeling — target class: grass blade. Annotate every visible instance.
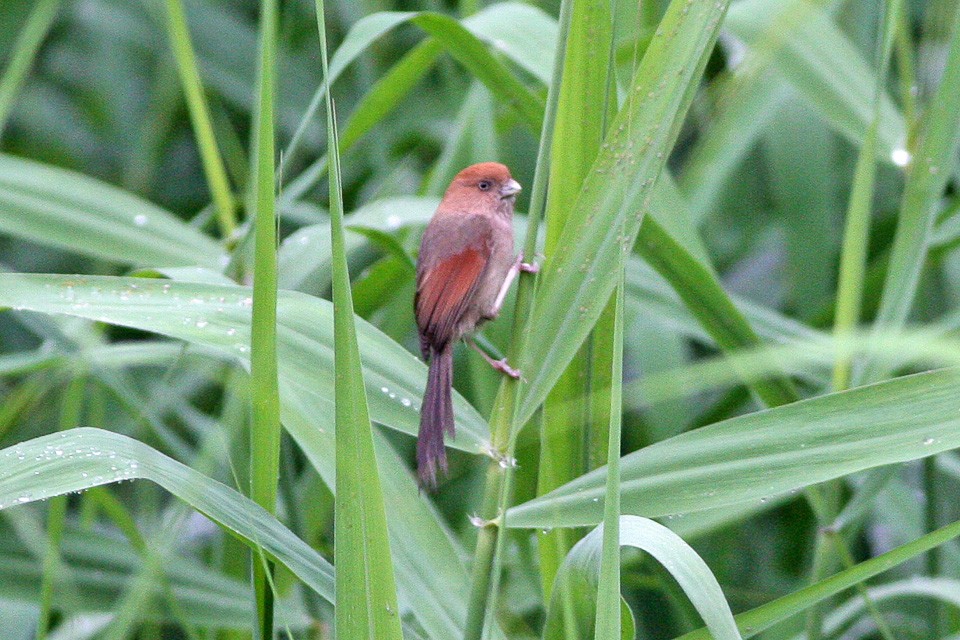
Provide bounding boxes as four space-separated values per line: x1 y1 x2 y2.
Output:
0 428 334 603
164 0 237 239
249 0 280 635
0 154 225 268
0 0 61 138
545 516 739 640
675 517 960 640
507 368 960 527
537 0 615 600
595 271 624 640
832 0 901 390
859 6 960 384
314 0 404 637
515 0 731 427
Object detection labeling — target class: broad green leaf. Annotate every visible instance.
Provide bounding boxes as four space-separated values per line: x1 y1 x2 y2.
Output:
0 154 225 268
544 516 739 640
507 368 960 527
514 0 731 427
0 428 335 603
0 274 488 450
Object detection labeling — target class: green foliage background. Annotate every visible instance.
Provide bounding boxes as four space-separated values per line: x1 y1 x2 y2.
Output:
1 0 960 638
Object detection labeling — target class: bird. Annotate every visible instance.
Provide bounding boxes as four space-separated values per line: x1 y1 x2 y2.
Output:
414 162 537 489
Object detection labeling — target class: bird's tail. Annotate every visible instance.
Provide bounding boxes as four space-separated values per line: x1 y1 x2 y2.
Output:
418 346 454 489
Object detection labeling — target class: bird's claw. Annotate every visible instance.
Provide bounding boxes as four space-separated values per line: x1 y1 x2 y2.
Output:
517 252 540 274
492 358 522 379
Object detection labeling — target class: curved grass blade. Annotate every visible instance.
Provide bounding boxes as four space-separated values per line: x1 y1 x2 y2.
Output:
544 516 739 640
285 1 548 166
0 154 225 268
0 428 334 604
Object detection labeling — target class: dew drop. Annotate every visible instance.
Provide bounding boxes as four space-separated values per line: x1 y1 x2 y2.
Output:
923 437 935 446
133 214 149 226
891 148 911 167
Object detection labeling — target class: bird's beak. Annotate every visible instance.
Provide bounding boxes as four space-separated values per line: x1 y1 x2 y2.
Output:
500 179 522 199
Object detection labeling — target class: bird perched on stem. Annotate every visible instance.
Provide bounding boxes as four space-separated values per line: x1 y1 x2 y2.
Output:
414 162 537 489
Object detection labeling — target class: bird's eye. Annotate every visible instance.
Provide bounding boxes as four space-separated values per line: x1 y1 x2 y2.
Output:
478 180 492 191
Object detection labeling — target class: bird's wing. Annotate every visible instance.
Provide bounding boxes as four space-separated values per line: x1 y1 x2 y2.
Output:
415 215 494 352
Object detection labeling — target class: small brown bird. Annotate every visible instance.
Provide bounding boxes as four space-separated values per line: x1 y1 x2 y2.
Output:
414 162 536 488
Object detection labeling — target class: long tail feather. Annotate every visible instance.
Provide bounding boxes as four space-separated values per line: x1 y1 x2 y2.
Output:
417 347 454 489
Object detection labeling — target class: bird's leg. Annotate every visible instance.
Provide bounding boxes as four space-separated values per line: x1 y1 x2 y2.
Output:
490 253 539 319
466 337 521 379
490 260 520 319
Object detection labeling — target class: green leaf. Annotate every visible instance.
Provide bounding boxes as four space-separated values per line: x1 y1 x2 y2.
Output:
0 273 483 638
0 428 335 604
544 516 739 640
537 0 615 600
316 0 404 636
0 154 226 268
249 0 281 634
507 368 960 527
163 0 236 238
515 0 731 427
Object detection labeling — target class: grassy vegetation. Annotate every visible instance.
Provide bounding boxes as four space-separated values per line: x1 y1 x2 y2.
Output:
1 0 960 638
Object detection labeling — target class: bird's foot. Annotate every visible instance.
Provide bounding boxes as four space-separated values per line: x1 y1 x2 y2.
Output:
518 252 540 273
491 358 521 379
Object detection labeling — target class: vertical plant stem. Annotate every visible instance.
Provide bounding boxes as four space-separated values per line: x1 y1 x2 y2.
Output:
249 0 280 637
0 0 61 139
832 0 899 391
164 0 237 239
314 0 405 637
595 268 624 640
462 3 573 639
